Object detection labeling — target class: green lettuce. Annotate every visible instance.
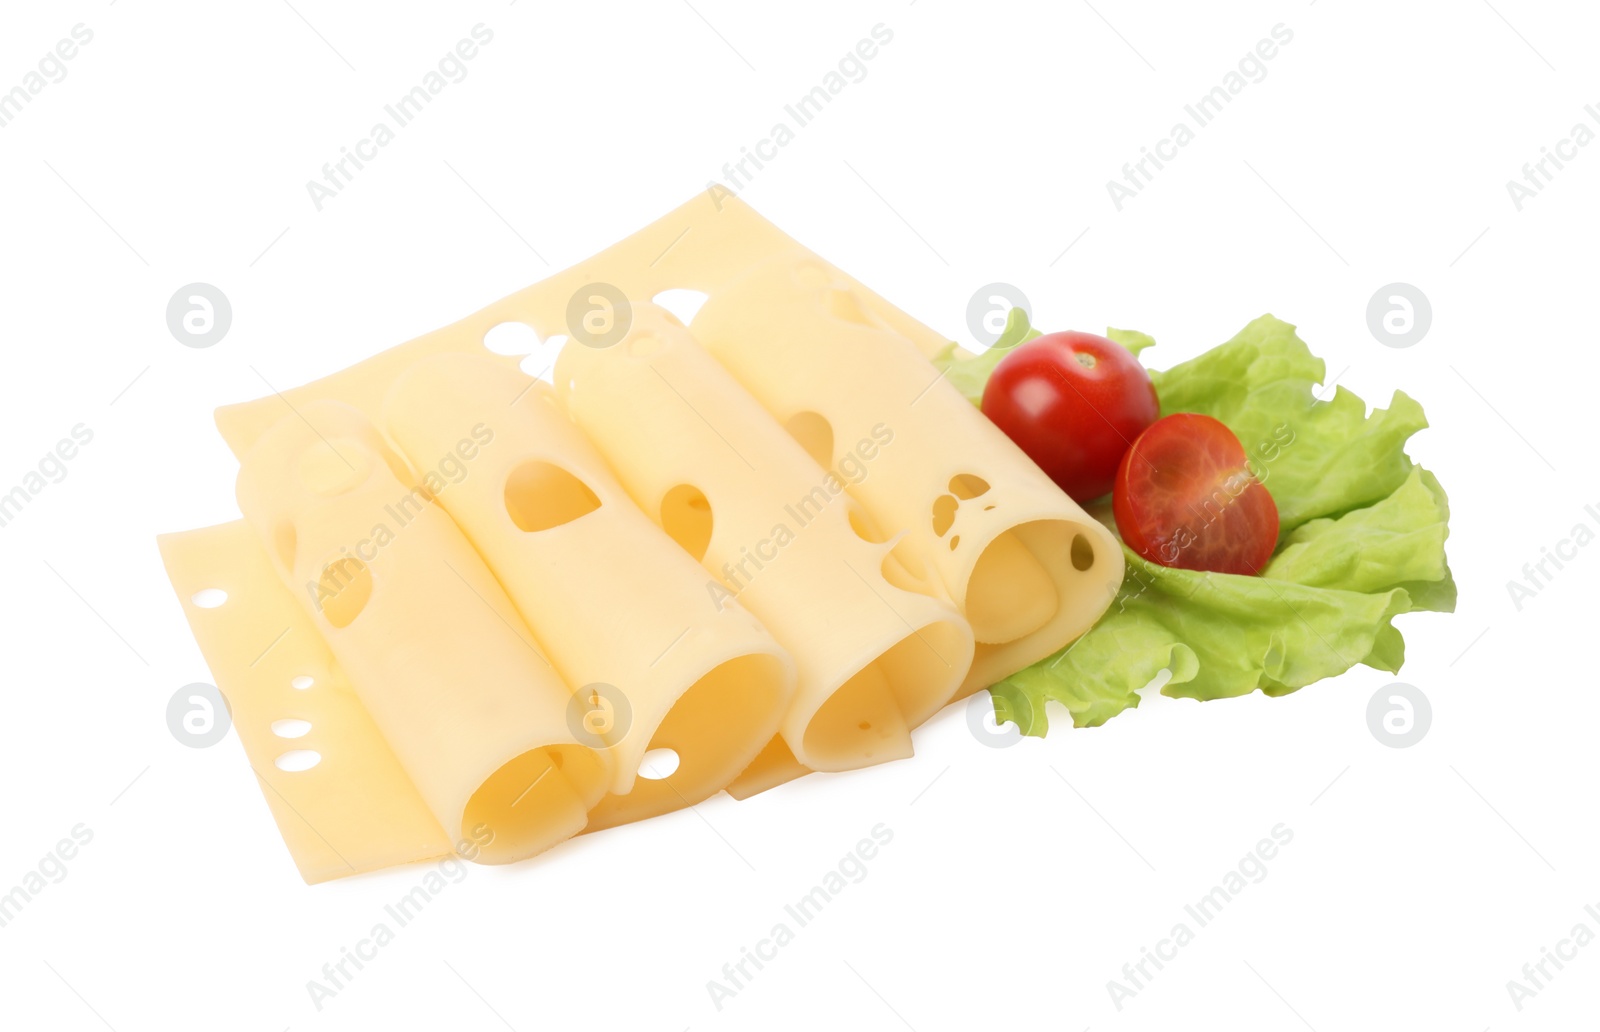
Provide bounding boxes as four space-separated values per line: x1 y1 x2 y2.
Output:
932 307 1041 406
939 313 1455 735
1145 316 1429 533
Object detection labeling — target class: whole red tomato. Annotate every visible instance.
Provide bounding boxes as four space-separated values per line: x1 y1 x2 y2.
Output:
981 331 1159 502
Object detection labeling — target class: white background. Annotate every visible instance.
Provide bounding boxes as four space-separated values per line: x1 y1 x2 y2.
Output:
0 0 1595 1029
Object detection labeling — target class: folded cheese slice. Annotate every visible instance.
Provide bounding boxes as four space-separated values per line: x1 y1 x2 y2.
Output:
382 352 797 831
689 251 1125 697
555 304 976 774
160 192 1126 878
158 519 454 883
235 400 613 864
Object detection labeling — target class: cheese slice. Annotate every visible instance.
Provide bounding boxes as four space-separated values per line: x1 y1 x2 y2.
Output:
159 191 1125 876
555 304 975 773
158 519 453 883
722 734 811 801
689 250 1125 696
211 194 951 461
382 352 797 830
235 400 613 864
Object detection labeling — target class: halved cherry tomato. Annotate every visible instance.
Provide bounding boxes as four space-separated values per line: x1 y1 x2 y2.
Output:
981 331 1159 503
1113 413 1279 575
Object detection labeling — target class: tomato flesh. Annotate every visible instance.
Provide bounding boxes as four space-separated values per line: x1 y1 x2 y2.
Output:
981 331 1159 503
1113 413 1279 575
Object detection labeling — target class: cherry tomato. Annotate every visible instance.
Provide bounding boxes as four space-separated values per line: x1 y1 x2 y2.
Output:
981 331 1159 503
1113 413 1279 575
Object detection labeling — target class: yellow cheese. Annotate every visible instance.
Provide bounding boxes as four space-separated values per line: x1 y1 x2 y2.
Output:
722 734 811 801
689 251 1125 696
234 400 612 864
158 519 452 883
382 352 796 830
211 194 949 461
158 191 1124 875
555 304 975 773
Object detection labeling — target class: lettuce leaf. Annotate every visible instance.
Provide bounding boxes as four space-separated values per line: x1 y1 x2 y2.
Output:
1147 315 1430 533
932 307 1041 406
1265 467 1455 610
975 314 1454 736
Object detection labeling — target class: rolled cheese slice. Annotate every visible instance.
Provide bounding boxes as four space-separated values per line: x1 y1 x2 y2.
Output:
688 251 1125 696
555 304 976 773
382 352 797 831
235 400 612 864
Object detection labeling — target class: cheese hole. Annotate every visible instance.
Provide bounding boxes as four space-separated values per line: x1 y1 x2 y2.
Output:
660 484 713 561
464 745 606 862
950 474 990 499
1071 533 1096 571
892 544 926 580
192 588 228 609
652 289 709 325
290 676 315 690
274 749 321 772
518 334 567 382
271 719 312 739
504 461 602 532
966 524 1060 644
932 494 958 537
785 410 833 468
484 321 540 355
848 506 889 544
880 553 922 593
584 653 791 831
803 619 970 770
318 558 372 629
879 542 930 594
950 535 960 550
637 748 680 780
